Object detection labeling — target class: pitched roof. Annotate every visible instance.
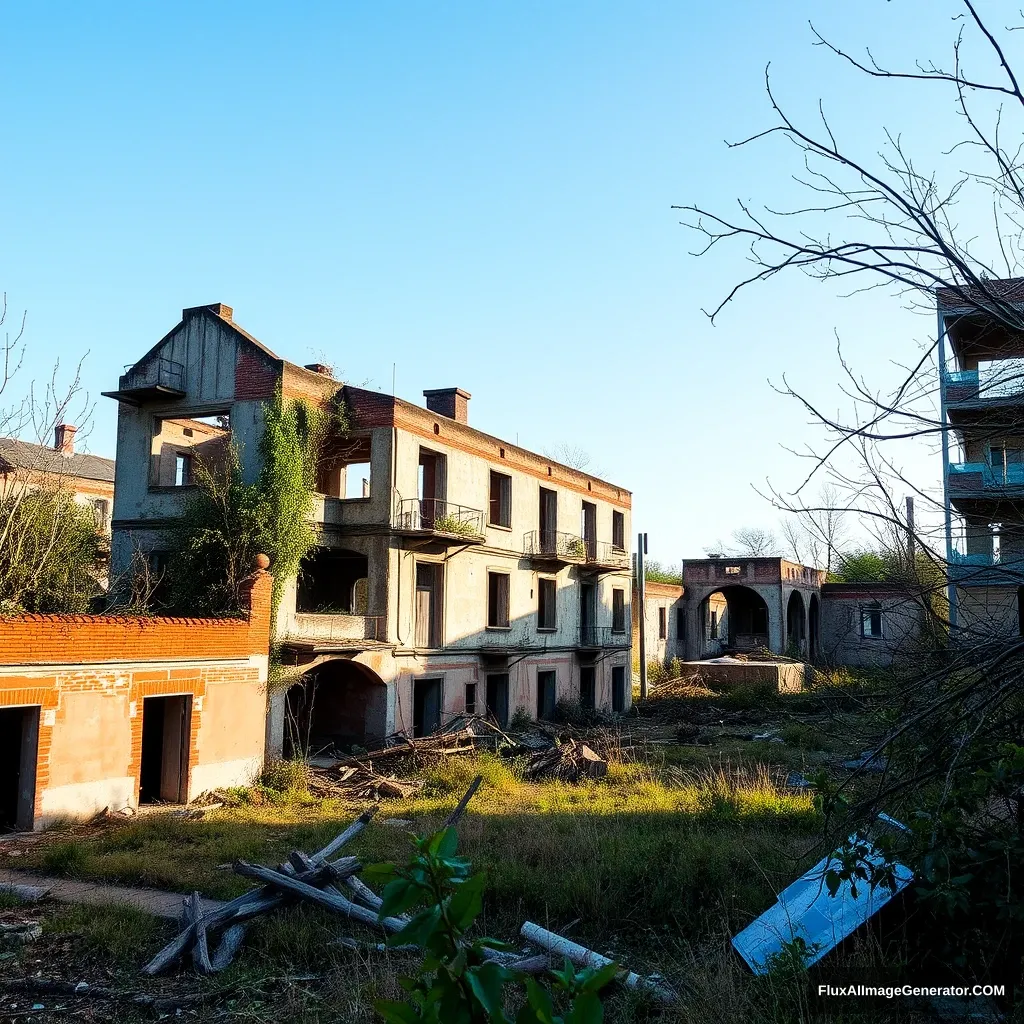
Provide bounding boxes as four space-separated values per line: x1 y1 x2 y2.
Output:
0 437 115 483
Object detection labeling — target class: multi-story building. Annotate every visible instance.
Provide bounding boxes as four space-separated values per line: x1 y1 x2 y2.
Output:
105 303 633 755
940 278 1024 637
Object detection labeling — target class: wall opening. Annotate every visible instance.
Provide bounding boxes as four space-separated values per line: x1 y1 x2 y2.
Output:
284 659 388 756
139 695 191 804
786 590 807 657
701 586 770 652
579 666 596 709
150 413 231 488
612 666 626 712
413 678 443 737
537 670 556 719
317 435 373 499
0 706 39 831
486 673 509 729
296 547 369 614
415 563 443 648
809 594 820 663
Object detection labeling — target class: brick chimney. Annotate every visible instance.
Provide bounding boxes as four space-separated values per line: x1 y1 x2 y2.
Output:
304 362 333 376
54 423 77 454
182 303 233 322
423 388 471 424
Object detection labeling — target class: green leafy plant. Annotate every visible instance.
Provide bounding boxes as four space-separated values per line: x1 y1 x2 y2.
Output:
433 513 480 538
365 827 615 1024
565 537 587 560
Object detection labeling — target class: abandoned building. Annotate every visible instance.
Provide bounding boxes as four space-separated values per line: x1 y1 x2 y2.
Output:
635 580 685 665
0 560 271 829
680 556 826 661
0 424 115 536
105 303 634 755
940 277 1024 640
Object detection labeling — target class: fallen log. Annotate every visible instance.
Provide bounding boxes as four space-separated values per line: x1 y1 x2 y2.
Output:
189 892 212 975
210 923 248 972
520 922 677 1004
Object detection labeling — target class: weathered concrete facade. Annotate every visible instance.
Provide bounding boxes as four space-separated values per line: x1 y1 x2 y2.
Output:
635 580 685 666
0 566 271 830
819 583 930 668
107 304 633 754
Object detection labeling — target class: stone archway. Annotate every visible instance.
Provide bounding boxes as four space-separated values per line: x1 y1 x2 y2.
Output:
699 585 771 655
786 590 807 658
284 658 387 757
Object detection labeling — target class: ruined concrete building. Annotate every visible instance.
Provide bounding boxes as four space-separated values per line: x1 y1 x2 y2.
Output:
105 303 633 755
941 277 1024 638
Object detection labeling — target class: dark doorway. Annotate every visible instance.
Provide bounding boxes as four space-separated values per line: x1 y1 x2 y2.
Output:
704 586 771 651
414 678 443 737
786 591 806 657
1018 586 1024 637
539 488 557 551
809 594 821 663
296 548 369 614
536 671 556 719
139 695 191 804
580 583 596 644
0 706 39 832
285 660 388 756
486 673 509 728
415 563 442 648
612 666 626 713
579 666 596 709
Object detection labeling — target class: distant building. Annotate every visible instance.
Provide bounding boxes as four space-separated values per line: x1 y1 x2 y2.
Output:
0 424 115 536
819 582 931 668
634 580 685 666
105 303 633 754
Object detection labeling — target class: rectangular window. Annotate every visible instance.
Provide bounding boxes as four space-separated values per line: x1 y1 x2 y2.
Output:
581 501 597 558
612 510 625 550
537 670 556 719
537 577 557 630
658 607 667 640
612 588 625 633
174 453 192 487
489 471 512 527
539 487 557 550
710 609 718 640
862 606 883 639
487 572 510 628
92 498 110 532
465 682 477 715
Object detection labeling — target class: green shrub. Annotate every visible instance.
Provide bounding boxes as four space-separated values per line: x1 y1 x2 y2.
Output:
42 840 91 877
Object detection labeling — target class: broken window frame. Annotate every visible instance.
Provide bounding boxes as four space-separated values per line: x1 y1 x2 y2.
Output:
658 606 667 640
861 603 884 640
489 470 512 528
487 571 511 629
150 412 232 490
465 682 477 715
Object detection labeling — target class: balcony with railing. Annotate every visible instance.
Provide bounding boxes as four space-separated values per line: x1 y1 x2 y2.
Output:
103 358 186 404
947 462 1024 498
943 365 1024 406
523 530 588 563
579 625 631 650
394 497 486 543
948 548 1024 585
582 540 631 572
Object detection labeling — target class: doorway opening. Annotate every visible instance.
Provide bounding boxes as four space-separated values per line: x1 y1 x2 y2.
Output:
486 673 510 729
579 666 596 709
139 695 192 804
414 678 443 737
612 666 626 712
537 671 556 720
0 706 39 831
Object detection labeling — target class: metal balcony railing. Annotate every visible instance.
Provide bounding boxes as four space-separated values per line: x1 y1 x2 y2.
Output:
119 357 186 393
579 625 630 649
944 366 1024 401
582 539 631 569
523 530 588 561
948 462 1024 490
395 497 485 540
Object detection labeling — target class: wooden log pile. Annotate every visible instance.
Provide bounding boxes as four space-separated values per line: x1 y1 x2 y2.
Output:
522 739 608 782
306 764 424 800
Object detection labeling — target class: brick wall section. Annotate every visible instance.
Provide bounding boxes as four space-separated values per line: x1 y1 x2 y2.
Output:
233 348 280 401
0 569 272 828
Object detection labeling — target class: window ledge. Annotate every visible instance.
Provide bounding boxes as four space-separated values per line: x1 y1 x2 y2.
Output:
537 627 557 633
488 523 513 532
148 485 197 493
486 625 512 632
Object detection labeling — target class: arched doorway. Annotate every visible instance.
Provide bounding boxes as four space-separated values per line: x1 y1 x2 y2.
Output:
700 586 771 655
808 594 820 663
786 591 806 658
285 659 387 757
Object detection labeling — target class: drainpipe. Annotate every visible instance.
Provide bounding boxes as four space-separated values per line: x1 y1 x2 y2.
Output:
637 533 648 700
938 310 957 631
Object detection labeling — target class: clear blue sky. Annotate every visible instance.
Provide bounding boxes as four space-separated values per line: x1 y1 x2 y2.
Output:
0 1 999 562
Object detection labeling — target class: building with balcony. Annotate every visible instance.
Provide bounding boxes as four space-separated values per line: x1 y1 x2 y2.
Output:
939 278 1024 636
106 303 633 754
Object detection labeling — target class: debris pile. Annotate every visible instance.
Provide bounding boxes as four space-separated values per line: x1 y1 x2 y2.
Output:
142 776 676 1004
522 739 607 782
307 764 423 801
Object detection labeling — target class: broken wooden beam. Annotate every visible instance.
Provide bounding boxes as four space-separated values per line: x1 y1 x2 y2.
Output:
443 774 483 828
209 923 247 972
189 892 212 975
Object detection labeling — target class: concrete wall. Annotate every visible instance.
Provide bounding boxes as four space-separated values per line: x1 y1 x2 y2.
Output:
819 585 928 668
637 582 685 665
0 568 272 828
956 585 1019 641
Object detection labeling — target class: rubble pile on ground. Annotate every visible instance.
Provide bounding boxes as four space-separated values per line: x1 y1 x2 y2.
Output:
522 738 608 782
307 764 423 800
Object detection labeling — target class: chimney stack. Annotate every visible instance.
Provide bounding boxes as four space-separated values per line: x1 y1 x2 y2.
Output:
54 424 77 455
182 303 233 322
304 362 333 376
423 388 471 424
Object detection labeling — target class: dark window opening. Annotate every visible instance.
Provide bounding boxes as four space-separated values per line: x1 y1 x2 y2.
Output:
539 487 557 551
488 572 510 628
579 667 596 709
581 501 597 558
418 448 447 528
465 682 477 715
612 589 626 633
710 609 718 640
413 678 443 737
658 606 667 640
151 413 231 488
297 548 369 614
489 471 512 527
0 706 39 832
861 604 883 639
537 671 557 719
317 435 373 499
677 607 685 645
139 695 191 804
415 563 443 648
612 510 625 550
486 673 510 728
538 577 557 630
612 666 626 713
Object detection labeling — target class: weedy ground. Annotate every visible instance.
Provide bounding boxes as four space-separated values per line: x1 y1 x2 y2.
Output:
0 673 958 1022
